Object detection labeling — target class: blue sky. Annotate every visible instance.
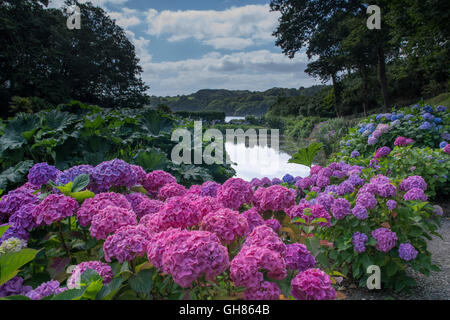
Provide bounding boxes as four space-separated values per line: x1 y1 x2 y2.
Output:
49 0 319 96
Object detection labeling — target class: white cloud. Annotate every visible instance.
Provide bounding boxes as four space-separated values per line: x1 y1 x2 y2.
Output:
146 5 280 50
141 50 317 96
109 8 141 28
125 30 152 65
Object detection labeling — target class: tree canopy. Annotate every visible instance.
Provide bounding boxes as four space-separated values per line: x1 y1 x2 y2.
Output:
0 0 149 117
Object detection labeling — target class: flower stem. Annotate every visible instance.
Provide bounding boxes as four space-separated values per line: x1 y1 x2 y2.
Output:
59 222 71 258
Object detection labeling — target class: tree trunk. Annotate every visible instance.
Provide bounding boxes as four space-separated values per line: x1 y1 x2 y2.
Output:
377 46 390 112
331 73 340 117
361 68 369 117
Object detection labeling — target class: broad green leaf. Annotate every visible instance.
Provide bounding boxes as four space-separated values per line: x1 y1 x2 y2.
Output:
128 269 154 294
133 148 168 172
0 225 11 238
71 174 90 192
288 142 323 168
0 248 39 285
96 277 124 300
70 190 95 202
0 161 34 191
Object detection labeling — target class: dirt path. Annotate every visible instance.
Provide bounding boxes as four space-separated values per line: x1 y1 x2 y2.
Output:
345 204 450 300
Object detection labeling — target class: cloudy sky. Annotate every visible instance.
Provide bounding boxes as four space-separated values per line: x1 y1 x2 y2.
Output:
48 0 320 96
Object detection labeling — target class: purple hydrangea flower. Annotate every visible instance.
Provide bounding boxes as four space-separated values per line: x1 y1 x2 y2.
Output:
386 200 397 211
352 232 369 253
91 159 138 192
352 204 368 220
398 243 418 261
403 188 428 201
28 163 60 187
372 228 397 252
25 280 66 300
331 198 351 220
356 192 377 210
285 244 316 271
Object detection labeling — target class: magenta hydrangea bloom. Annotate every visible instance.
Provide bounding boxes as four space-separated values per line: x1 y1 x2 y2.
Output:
316 175 330 188
243 225 287 257
67 261 114 288
0 276 32 298
260 177 272 187
331 198 351 220
318 167 333 177
242 207 265 232
104 224 152 263
191 196 222 222
356 192 378 210
400 176 427 191
394 136 414 146
91 159 138 192
372 228 398 252
299 177 314 190
9 203 37 231
257 185 296 212
403 188 428 201
352 232 369 253
250 178 262 188
251 187 266 210
32 194 78 226
291 268 336 300
285 243 316 271
56 165 94 186
25 280 66 300
154 196 199 230
77 192 132 227
200 208 249 244
27 163 60 187
0 188 39 220
287 203 311 220
444 144 450 154
201 181 221 197
157 183 187 201
264 219 281 233
244 281 281 300
186 185 203 197
143 170 177 195
310 165 323 175
126 192 149 213
398 243 418 261
315 193 335 211
374 147 391 159
352 204 368 220
135 199 163 219
217 178 253 210
332 170 347 179
90 206 136 240
130 165 147 185
230 246 286 289
148 230 229 288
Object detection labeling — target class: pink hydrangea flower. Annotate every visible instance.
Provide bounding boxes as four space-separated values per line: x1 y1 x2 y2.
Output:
67 261 113 288
200 208 249 244
135 199 164 219
217 178 253 210
257 185 296 212
104 224 152 262
33 194 78 226
291 268 336 300
244 281 281 300
142 170 177 195
242 207 265 232
77 193 132 227
157 183 187 201
90 206 136 240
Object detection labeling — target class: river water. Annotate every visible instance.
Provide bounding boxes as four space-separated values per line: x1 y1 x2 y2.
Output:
225 140 310 181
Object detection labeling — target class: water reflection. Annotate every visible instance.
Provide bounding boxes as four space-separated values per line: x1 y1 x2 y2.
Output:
225 140 310 181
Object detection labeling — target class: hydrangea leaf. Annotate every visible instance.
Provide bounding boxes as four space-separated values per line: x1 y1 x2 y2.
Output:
0 248 39 286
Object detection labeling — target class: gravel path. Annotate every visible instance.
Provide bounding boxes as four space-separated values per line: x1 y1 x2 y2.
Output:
345 203 450 300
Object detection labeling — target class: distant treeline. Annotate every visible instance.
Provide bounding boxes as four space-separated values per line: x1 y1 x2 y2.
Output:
174 111 226 122
150 86 328 117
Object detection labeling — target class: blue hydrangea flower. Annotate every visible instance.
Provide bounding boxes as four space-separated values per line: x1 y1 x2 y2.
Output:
437 105 447 112
423 105 434 113
419 122 432 130
434 117 442 124
440 142 449 149
282 174 295 184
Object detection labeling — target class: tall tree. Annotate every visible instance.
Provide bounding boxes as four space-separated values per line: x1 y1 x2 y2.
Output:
0 0 149 116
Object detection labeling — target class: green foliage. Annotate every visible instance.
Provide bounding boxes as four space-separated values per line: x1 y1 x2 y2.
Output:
0 248 39 286
288 142 323 168
0 101 235 192
0 0 149 116
174 111 226 122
